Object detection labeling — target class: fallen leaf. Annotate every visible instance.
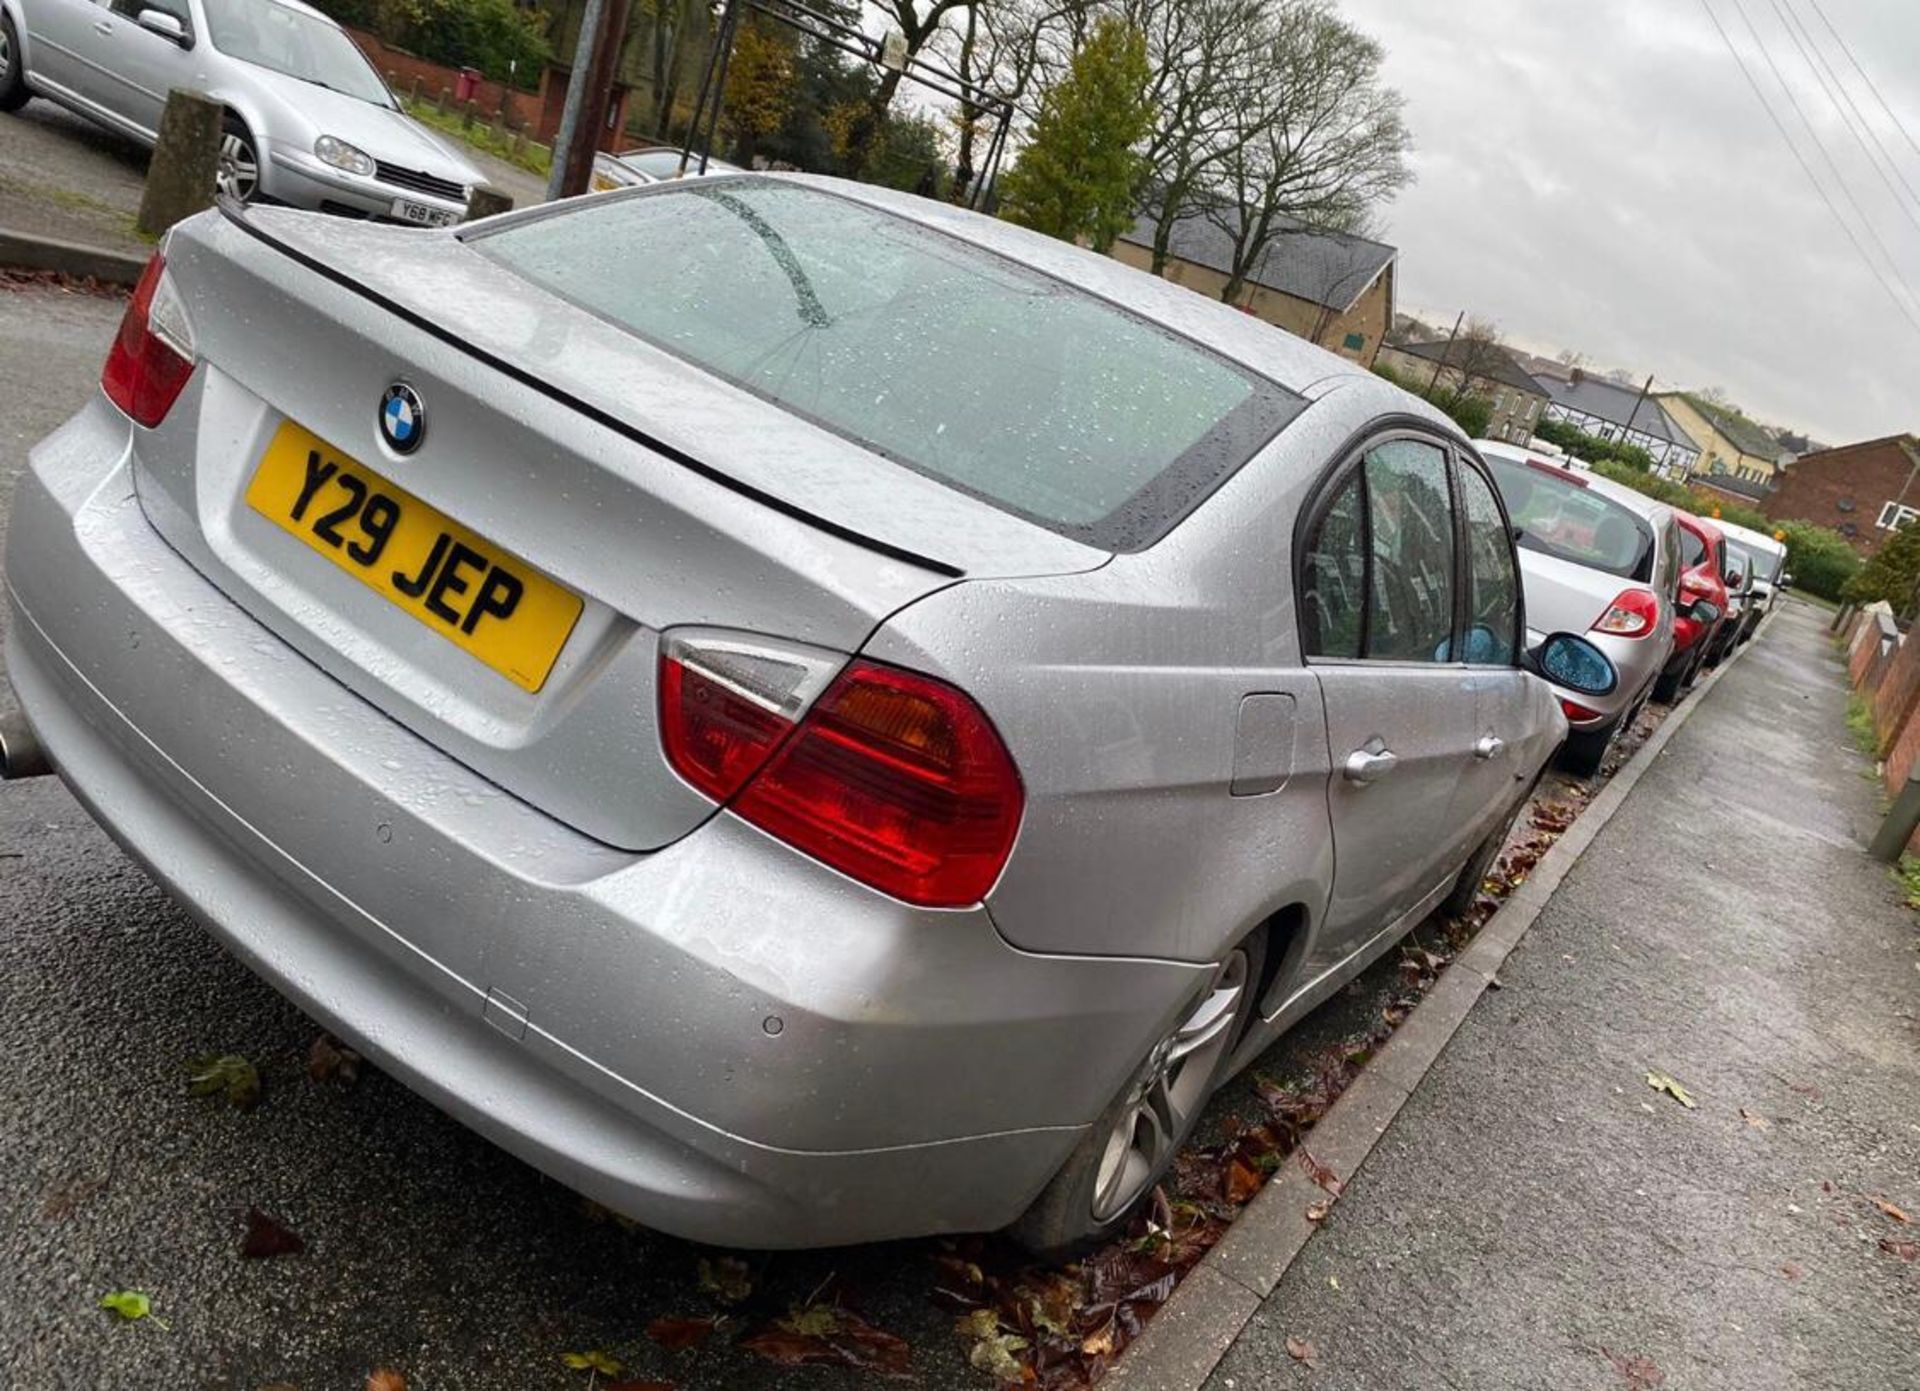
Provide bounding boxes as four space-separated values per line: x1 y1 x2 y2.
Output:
561 1351 624 1376
186 1053 261 1111
1079 1318 1119 1358
1871 1196 1911 1224
1880 1237 1920 1262
1739 1108 1769 1130
958 1309 1031 1382
1602 1348 1666 1389
240 1208 305 1260
1224 1158 1263 1205
365 1373 407 1391
695 1255 753 1305
1780 1262 1803 1280
1644 1071 1696 1109
99 1290 152 1321
308 1033 363 1086
742 1304 912 1377
1298 1148 1345 1196
646 1315 716 1351
1285 1335 1318 1368
1305 1200 1332 1223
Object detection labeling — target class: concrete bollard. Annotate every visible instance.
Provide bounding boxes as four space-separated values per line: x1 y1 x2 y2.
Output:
466 187 514 221
136 89 223 236
511 129 526 159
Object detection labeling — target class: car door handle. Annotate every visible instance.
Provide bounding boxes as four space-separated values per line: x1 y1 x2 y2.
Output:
1343 747 1398 786
93 19 112 33
1474 734 1506 761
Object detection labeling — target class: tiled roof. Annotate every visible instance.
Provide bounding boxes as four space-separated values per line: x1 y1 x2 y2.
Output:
1541 374 1700 450
1117 208 1397 312
1386 339 1546 398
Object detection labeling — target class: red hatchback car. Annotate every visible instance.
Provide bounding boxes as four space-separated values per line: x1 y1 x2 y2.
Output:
1655 511 1730 702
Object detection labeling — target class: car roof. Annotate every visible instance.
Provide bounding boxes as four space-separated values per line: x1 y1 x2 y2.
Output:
1674 509 1724 544
1717 519 1785 552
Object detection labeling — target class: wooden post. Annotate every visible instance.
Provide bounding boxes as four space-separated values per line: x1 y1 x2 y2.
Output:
462 99 478 131
409 76 421 102
136 89 222 237
436 86 451 114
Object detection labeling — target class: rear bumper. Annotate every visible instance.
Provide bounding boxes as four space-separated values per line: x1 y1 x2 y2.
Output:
3 404 1205 1246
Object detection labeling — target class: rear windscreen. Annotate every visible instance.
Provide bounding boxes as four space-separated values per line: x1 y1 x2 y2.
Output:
472 179 1304 550
1486 458 1653 581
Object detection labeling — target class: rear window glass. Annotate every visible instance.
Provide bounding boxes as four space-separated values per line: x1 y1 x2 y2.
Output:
472 179 1304 549
1485 457 1653 581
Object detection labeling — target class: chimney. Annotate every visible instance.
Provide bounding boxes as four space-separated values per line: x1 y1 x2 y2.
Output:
1570 367 1586 386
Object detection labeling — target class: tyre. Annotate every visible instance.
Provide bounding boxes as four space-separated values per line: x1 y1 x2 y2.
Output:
1441 785 1531 918
1652 657 1688 706
0 13 30 113
1557 719 1614 777
1009 933 1266 1259
215 116 260 203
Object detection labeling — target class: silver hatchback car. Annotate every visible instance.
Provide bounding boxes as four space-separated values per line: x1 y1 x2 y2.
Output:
1475 441 1678 774
0 0 483 224
1 176 1603 1253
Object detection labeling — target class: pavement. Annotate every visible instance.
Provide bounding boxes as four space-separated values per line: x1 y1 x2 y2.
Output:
0 92 545 263
1204 599 1920 1391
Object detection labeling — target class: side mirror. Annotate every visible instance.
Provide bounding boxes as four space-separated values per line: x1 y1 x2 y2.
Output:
1780 572 1794 589
137 8 189 43
1525 632 1618 698
1689 599 1722 626
1725 569 1745 589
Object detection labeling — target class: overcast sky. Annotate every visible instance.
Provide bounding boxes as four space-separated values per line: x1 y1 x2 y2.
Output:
1334 0 1920 446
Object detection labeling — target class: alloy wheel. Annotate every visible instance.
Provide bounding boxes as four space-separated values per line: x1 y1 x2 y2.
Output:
216 131 258 202
1090 949 1250 1221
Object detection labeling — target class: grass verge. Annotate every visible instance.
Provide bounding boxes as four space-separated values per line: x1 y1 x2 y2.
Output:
401 98 551 177
1847 692 1878 759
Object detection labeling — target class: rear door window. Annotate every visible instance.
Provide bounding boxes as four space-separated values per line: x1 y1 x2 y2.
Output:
1456 460 1520 664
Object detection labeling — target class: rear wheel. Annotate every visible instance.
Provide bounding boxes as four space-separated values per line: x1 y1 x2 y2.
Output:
0 14 30 113
216 116 260 203
1009 934 1265 1259
1441 785 1532 918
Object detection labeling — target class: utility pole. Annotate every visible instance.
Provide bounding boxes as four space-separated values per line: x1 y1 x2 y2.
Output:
546 0 633 202
1624 373 1656 465
1426 310 1464 396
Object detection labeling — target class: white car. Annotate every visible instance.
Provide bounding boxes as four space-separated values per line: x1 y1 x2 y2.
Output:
1 0 484 224
1476 441 1679 774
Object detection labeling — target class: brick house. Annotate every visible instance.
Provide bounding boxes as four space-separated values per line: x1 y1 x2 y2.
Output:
1112 211 1397 366
1762 434 1920 555
1374 338 1549 443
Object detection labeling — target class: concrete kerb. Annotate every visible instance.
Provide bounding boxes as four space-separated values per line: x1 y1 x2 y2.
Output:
1102 610 1780 1391
0 228 147 286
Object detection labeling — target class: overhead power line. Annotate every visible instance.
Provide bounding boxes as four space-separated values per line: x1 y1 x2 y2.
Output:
1806 0 1920 165
1727 0 1920 309
1696 0 1920 338
1771 0 1920 233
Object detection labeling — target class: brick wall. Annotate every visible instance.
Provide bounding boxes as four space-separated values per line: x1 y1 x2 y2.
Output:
1871 628 1920 756
1764 435 1920 557
344 26 546 132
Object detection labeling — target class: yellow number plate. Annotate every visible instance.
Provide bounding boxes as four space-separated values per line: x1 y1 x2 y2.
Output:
245 421 583 693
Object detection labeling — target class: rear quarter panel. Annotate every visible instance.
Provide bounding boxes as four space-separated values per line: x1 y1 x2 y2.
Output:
862 390 1418 966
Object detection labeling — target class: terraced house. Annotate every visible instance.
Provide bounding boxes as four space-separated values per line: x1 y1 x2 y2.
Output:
1374 338 1550 443
1658 394 1789 485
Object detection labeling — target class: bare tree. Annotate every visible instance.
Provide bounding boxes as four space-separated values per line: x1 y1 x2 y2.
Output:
1433 316 1509 407
1200 0 1411 303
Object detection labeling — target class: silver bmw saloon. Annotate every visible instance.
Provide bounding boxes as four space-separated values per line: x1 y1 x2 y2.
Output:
0 175 1602 1254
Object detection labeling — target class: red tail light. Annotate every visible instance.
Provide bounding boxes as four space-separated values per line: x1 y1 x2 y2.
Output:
1591 588 1658 639
102 253 195 428
1561 698 1603 722
661 641 1024 908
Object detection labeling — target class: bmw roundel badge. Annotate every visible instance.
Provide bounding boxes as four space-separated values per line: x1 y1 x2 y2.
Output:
378 382 425 454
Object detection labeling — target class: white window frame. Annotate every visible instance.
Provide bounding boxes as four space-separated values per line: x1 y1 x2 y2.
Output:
1877 501 1920 531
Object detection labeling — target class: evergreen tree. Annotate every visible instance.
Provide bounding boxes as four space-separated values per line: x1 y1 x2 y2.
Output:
997 16 1153 251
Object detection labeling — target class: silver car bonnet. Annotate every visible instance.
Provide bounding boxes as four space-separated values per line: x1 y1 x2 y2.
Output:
242 66 481 184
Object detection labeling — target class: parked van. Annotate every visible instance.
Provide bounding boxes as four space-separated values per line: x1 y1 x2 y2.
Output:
1717 521 1788 646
